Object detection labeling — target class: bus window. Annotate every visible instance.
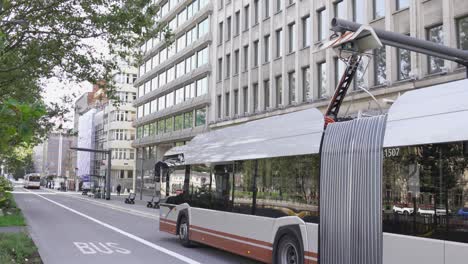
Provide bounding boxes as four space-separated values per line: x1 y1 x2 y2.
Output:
211 164 233 211
232 161 255 215
254 155 320 223
383 141 468 242
189 165 212 209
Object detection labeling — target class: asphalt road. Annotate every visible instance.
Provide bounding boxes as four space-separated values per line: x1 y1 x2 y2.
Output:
13 185 259 264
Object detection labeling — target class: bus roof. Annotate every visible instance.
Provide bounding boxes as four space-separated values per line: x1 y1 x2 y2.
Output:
165 108 325 164
384 78 468 147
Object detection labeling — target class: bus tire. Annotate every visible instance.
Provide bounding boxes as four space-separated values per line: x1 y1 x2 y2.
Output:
178 216 192 247
275 234 303 264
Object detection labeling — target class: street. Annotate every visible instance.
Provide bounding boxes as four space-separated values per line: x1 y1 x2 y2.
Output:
12 185 258 264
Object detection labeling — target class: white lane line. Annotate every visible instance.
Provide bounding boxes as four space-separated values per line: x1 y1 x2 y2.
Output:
41 189 159 220
58 194 158 220
9 191 56 194
25 190 200 264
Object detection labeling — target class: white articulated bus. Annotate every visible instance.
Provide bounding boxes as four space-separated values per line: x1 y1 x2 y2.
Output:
24 173 41 189
159 79 468 264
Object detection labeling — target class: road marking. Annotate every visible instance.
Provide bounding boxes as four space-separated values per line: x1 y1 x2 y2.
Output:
9 191 56 194
26 190 200 264
57 194 159 220
74 242 131 255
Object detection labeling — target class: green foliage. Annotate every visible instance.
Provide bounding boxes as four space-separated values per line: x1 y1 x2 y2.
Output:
0 233 39 264
0 0 165 158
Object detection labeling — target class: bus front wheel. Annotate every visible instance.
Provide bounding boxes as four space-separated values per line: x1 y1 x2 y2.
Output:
276 234 303 264
178 216 192 247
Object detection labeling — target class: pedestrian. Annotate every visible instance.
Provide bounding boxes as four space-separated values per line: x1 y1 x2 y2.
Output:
116 184 121 196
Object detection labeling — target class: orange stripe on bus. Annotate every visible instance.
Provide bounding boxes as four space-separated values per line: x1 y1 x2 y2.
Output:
190 228 273 263
305 251 318 258
159 221 177 235
190 224 273 247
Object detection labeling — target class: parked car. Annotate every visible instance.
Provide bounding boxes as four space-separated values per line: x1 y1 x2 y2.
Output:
418 206 451 216
393 203 414 215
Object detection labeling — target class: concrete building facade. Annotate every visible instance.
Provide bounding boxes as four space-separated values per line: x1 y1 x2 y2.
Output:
133 0 212 196
133 0 468 193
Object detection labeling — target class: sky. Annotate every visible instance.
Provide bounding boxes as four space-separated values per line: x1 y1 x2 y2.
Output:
42 78 93 129
42 38 109 130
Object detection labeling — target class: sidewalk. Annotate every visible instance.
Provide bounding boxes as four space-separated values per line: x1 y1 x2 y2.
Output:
56 190 160 217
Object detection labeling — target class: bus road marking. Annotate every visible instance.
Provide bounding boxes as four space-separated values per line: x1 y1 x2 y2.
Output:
73 242 131 255
24 189 201 264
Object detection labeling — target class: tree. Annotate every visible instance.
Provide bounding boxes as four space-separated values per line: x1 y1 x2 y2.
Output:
0 0 169 159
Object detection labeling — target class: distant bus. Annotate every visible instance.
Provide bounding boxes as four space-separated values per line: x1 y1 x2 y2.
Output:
24 173 41 189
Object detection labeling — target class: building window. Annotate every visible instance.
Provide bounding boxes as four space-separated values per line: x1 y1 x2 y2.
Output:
264 80 270 108
396 0 409 10
264 35 270 63
128 170 133 178
175 114 184 131
195 108 206 126
217 95 222 119
318 61 328 98
198 18 210 37
196 108 206 126
275 75 282 106
243 45 249 71
302 16 311 48
218 22 223 43
234 89 239 115
334 0 345 19
234 50 240 75
225 92 230 117
288 71 296 104
243 86 248 113
353 0 366 24
427 25 444 74
276 0 282 12
302 66 311 101
235 11 240 35
457 16 468 51
397 48 411 80
318 8 328 41
218 58 223 81
254 0 259 24
244 5 250 30
335 58 346 88
374 46 387 85
373 0 385 19
288 23 296 53
184 112 193 129
253 83 259 111
226 54 231 78
264 0 270 19
253 40 259 67
226 16 232 41
276 28 283 58
165 117 173 133
196 77 208 96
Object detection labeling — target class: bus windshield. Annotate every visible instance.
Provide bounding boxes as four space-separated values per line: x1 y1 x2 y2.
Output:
29 176 40 182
